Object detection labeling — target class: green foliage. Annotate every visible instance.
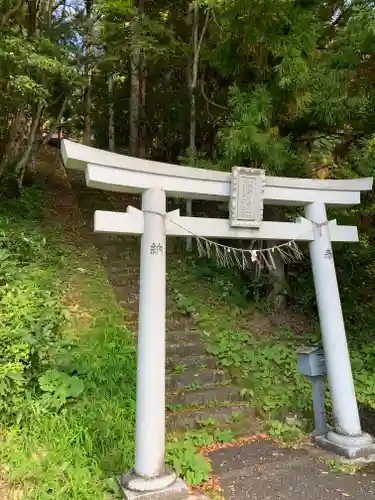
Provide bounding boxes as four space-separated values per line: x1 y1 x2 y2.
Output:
222 85 294 172
170 363 187 374
175 292 196 316
268 420 304 442
3 0 375 493
0 189 66 418
0 1 80 182
166 428 234 485
166 439 210 485
0 186 137 499
205 331 312 414
183 256 269 308
38 370 84 411
351 345 375 409
323 458 361 475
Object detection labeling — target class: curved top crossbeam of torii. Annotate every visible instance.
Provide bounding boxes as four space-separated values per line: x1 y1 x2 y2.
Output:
62 140 372 207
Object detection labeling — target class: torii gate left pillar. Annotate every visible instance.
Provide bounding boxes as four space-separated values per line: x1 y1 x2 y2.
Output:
119 188 188 499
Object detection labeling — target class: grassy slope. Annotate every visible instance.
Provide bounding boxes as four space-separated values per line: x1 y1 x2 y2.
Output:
0 181 136 499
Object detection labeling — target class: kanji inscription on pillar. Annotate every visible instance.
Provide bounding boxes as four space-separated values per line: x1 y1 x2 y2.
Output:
230 167 266 228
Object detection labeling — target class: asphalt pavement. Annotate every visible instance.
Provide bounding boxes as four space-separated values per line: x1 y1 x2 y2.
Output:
210 440 375 499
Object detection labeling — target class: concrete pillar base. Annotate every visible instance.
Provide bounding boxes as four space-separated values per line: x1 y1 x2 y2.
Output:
118 471 188 500
315 431 375 459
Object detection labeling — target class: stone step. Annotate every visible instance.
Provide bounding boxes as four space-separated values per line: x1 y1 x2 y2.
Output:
94 234 130 247
99 244 140 256
114 285 139 301
107 273 140 287
166 404 252 430
166 341 207 358
167 354 218 371
105 262 140 271
105 253 140 263
125 319 196 332
119 299 139 312
102 252 140 263
168 385 241 407
109 276 140 288
106 193 140 205
166 368 228 391
166 330 201 344
166 317 195 331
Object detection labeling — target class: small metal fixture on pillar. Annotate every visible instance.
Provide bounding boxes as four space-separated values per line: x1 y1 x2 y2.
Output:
297 346 327 437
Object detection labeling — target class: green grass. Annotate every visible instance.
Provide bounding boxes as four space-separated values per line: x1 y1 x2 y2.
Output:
0 186 136 499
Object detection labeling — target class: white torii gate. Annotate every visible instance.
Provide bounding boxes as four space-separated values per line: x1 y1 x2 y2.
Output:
62 139 374 500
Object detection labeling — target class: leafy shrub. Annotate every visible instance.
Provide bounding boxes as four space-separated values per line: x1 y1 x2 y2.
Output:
205 331 314 415
268 420 304 442
166 439 210 485
0 189 68 418
166 428 234 485
38 369 84 411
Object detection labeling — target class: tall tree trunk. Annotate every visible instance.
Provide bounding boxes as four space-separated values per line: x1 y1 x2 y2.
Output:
129 46 140 156
129 0 145 158
0 110 27 179
16 102 43 185
83 78 92 146
108 74 115 152
139 59 147 158
24 125 41 184
268 242 287 310
184 2 199 251
189 0 199 161
185 3 210 250
83 0 93 146
264 207 287 310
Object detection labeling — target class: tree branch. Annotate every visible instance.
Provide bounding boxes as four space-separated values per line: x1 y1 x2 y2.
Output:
191 6 211 89
15 101 44 182
294 131 352 142
211 9 223 39
197 9 210 63
201 80 228 110
42 96 69 145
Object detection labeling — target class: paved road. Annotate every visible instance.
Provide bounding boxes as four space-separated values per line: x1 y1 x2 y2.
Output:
210 440 375 499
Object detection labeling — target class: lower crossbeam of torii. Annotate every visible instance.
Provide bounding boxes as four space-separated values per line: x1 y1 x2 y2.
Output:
62 139 374 500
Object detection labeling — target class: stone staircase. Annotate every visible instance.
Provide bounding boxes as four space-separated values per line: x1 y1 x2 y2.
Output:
67 170 248 432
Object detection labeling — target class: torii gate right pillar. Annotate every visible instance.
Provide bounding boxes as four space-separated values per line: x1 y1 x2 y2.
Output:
306 201 375 458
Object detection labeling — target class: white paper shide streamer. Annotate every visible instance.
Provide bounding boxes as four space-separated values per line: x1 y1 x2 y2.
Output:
194 236 303 271
136 208 305 272
164 213 304 271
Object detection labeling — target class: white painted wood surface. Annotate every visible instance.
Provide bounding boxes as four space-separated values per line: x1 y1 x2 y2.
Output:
84 163 365 206
93 209 359 242
135 189 167 479
306 201 363 438
60 140 373 207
